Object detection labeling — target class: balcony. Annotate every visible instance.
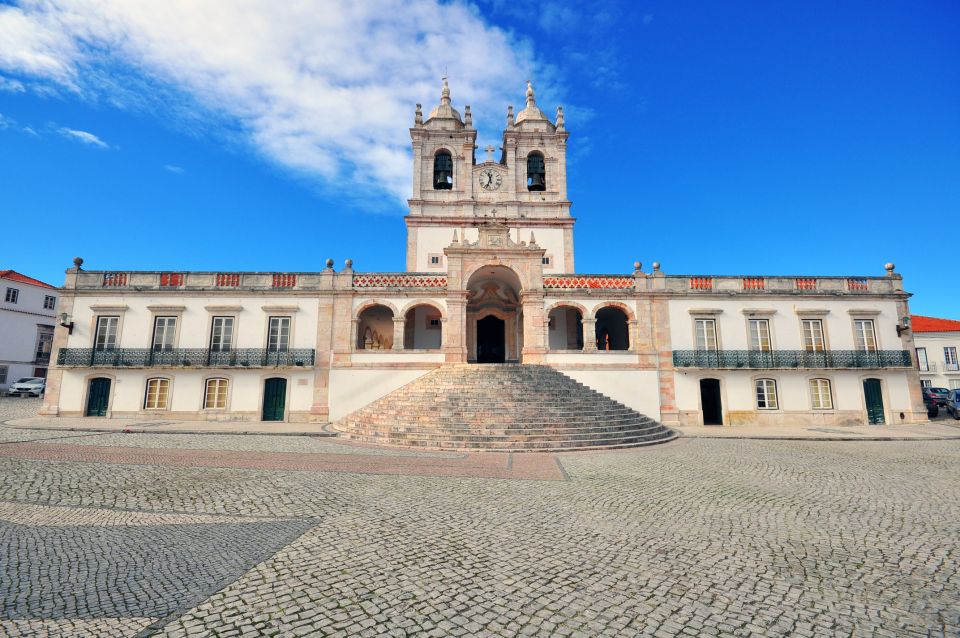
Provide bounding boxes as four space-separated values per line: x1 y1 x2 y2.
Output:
673 349 913 370
57 348 316 368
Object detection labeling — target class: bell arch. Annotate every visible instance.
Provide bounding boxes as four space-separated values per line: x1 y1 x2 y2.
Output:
526 151 546 191
592 303 632 351
546 302 585 351
433 149 453 190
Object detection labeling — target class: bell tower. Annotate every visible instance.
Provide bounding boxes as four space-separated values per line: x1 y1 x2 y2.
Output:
406 81 574 273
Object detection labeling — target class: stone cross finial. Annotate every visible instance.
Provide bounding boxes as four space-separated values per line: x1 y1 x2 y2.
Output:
484 145 495 162
440 77 451 105
414 103 422 125
464 105 472 126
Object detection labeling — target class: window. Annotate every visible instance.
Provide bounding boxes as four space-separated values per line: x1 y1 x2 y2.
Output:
43 295 56 310
916 347 929 372
755 379 779 409
210 317 235 352
946 347 959 371
204 378 229 409
854 319 877 352
695 319 718 350
433 151 453 190
748 319 771 351
144 378 170 410
35 331 53 364
152 317 177 351
428 254 443 267
527 152 546 191
809 379 833 410
920 379 932 389
801 319 825 352
541 256 552 267
4 287 18 304
268 317 291 352
427 317 441 330
94 316 119 350
0 366 7 384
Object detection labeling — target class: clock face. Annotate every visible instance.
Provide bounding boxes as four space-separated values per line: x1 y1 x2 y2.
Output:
479 169 502 191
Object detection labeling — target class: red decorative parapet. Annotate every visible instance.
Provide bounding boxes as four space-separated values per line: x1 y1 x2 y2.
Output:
847 278 868 291
543 276 633 290
272 274 297 288
353 274 447 288
216 273 241 287
689 277 713 290
160 273 184 287
742 277 765 290
795 278 818 290
102 273 127 287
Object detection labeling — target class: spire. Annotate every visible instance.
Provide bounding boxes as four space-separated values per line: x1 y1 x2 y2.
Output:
515 80 547 125
525 80 536 108
427 77 462 124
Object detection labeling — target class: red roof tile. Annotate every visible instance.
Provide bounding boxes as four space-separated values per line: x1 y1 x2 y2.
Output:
911 314 960 333
0 269 57 290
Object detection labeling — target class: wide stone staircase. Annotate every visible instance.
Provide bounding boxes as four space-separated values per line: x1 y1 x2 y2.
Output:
334 364 677 451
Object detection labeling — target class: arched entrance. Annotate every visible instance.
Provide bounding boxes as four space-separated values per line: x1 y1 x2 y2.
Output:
466 265 523 363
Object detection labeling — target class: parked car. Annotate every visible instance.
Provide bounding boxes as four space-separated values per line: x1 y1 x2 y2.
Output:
922 386 951 407
947 390 960 420
923 393 939 418
7 377 46 397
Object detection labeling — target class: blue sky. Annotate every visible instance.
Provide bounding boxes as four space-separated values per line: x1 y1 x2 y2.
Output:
1 1 958 316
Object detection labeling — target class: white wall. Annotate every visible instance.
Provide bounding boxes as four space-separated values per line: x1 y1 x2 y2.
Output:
560 369 661 420
914 331 960 389
328 368 434 421
0 278 58 390
414 226 567 272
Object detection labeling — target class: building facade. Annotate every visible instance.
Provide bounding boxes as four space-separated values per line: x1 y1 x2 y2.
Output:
42 82 927 427
0 270 58 392
912 315 960 390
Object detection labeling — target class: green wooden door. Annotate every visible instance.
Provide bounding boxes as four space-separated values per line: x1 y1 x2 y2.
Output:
262 378 286 422
85 378 111 417
863 378 885 425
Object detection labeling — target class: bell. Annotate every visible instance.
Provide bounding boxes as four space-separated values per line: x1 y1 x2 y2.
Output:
528 172 545 191
434 170 452 189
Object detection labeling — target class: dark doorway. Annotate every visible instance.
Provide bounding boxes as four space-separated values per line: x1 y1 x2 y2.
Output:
700 378 723 425
85 377 111 417
477 316 506 363
262 377 287 422
863 378 885 425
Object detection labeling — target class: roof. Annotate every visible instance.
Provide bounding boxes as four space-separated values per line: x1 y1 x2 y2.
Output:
911 314 960 333
0 269 57 290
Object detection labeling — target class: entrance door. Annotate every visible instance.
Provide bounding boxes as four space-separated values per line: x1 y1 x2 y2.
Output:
700 378 723 425
863 378 885 425
262 378 286 422
476 316 506 363
85 378 111 417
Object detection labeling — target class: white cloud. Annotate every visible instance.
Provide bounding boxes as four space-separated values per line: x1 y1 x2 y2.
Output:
0 75 25 92
163 164 183 174
59 127 108 148
0 1 562 206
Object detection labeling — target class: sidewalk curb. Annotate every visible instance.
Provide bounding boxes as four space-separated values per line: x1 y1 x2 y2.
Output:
679 433 960 441
2 422 338 438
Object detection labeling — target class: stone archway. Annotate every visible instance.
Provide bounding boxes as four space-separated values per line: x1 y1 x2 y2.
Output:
466 266 523 362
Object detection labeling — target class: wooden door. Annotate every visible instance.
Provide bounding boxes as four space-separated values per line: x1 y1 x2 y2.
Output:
85 378 111 417
261 378 287 422
863 378 885 425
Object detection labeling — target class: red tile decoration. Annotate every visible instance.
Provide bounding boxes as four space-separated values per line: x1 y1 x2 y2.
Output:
689 277 713 290
272 274 297 288
160 273 184 287
795 278 818 290
102 273 127 286
742 277 765 290
543 276 633 290
846 278 868 291
353 274 447 288
216 273 241 287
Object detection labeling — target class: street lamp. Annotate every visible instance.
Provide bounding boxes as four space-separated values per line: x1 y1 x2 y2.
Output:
59 312 74 335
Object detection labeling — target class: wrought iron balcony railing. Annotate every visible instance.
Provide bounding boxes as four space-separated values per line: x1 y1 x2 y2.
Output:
673 349 912 370
57 348 316 368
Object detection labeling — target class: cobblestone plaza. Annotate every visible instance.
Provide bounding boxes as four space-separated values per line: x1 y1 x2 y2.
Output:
1 399 958 637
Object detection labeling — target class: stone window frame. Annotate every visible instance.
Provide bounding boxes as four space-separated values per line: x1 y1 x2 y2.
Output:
202 377 231 411
143 376 173 411
427 253 444 268
262 305 299 354
689 309 723 351
754 377 779 410
43 295 56 310
808 377 834 410
4 287 18 304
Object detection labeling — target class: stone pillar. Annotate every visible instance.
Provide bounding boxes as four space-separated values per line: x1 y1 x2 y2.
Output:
309 292 335 422
520 293 547 363
651 297 679 426
40 263 81 417
444 293 468 363
392 317 405 351
628 319 639 352
582 319 598 352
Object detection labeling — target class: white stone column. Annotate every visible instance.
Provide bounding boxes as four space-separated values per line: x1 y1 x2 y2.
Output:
392 318 405 351
582 318 598 352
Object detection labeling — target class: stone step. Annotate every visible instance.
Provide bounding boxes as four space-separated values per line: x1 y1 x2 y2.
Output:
334 363 675 452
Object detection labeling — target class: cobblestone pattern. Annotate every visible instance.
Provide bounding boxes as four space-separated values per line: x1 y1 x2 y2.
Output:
0 397 41 423
0 435 958 637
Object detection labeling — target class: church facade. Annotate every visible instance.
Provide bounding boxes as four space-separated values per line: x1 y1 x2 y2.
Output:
42 82 927 428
